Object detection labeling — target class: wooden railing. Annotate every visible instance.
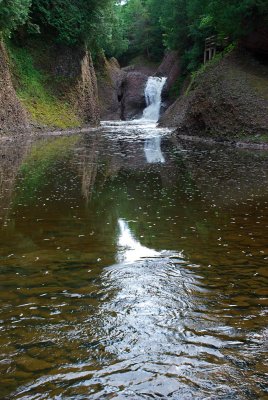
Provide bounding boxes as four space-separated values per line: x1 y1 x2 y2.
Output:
204 35 229 63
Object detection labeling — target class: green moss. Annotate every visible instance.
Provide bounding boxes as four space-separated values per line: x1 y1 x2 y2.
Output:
7 43 82 129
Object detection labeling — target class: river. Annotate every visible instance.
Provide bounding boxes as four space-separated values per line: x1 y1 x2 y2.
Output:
0 121 267 399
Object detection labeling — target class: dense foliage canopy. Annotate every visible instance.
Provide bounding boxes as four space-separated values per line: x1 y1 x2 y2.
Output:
120 0 268 69
0 0 126 56
0 0 31 35
1 0 267 69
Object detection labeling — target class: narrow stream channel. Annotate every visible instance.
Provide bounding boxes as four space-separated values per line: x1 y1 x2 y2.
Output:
0 79 268 399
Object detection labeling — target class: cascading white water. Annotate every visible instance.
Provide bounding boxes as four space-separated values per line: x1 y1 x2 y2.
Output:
142 76 167 122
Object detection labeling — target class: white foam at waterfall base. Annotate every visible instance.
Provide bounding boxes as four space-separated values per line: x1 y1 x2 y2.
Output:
142 76 167 122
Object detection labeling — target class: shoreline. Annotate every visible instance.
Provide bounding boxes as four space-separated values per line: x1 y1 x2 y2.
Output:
1 122 268 150
175 132 268 150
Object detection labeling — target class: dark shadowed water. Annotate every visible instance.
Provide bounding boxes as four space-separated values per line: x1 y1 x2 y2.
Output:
0 122 267 399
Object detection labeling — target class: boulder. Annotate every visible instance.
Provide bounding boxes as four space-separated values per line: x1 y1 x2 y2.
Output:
120 71 148 120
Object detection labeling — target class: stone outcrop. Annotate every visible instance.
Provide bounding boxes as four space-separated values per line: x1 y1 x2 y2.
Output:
160 51 268 139
51 45 100 126
98 55 168 121
0 40 29 133
156 51 181 95
97 56 126 120
97 53 181 121
97 56 150 120
120 71 148 120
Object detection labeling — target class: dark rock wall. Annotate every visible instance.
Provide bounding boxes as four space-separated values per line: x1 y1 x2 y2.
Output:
97 57 149 121
0 40 29 133
120 71 148 120
97 56 126 120
97 52 182 121
0 41 100 132
156 51 181 95
51 45 100 126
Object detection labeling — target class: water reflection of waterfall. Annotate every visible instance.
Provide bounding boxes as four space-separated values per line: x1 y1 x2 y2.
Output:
117 219 159 263
142 76 167 122
144 136 165 164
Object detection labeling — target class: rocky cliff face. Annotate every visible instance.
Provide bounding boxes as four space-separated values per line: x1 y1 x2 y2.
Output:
0 40 100 133
97 56 151 121
97 52 182 121
51 45 100 126
156 51 181 95
160 51 268 139
0 40 29 133
120 71 148 120
97 56 126 120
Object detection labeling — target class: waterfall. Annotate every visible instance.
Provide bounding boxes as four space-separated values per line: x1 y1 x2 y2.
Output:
142 76 167 122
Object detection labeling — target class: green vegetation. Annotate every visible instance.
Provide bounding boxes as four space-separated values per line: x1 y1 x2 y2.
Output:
0 0 31 37
8 43 81 128
0 1 128 128
185 44 236 95
0 0 126 57
118 0 268 70
1 0 268 127
1 0 268 71
1 0 268 68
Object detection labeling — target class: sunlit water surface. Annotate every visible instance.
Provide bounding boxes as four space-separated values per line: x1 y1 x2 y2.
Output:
0 122 267 399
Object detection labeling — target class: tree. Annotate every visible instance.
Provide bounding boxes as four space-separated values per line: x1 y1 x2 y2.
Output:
0 0 31 36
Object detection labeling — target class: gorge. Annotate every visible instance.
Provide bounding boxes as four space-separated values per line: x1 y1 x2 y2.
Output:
1 1 268 399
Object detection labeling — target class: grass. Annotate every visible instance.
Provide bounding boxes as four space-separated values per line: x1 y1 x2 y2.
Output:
8 43 82 129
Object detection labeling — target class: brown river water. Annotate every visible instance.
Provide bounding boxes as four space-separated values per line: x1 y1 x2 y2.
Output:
0 122 267 399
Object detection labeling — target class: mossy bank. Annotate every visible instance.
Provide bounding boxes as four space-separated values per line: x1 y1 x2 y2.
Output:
0 38 100 134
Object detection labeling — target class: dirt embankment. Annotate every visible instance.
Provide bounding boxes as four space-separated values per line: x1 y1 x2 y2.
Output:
160 51 268 142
